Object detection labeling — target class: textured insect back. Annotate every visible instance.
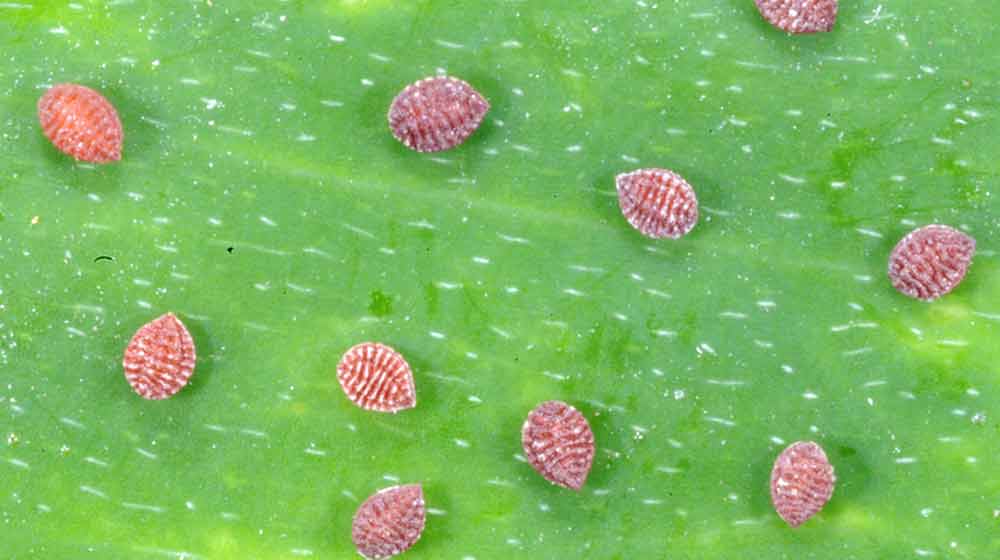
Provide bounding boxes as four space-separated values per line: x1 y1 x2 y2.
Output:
888 224 976 301
770 441 836 527
615 168 699 239
521 400 595 490
37 83 123 163
754 0 838 34
336 342 416 413
388 76 490 152
352 484 426 559
122 313 197 400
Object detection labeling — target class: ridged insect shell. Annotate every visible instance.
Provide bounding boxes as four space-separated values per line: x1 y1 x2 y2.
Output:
122 312 196 400
388 76 489 152
352 484 426 559
888 224 976 301
336 342 416 413
37 83 123 163
521 400 595 490
770 441 836 527
754 0 838 34
616 168 699 239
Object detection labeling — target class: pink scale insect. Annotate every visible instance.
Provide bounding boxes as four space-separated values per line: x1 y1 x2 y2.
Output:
615 168 699 239
37 83 123 163
754 0 838 34
336 342 416 413
122 312 197 400
888 224 976 301
352 484 426 559
770 441 836 527
388 75 490 152
521 400 595 490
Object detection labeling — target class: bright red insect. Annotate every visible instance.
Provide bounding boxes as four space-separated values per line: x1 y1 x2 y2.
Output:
388 76 490 152
754 0 838 34
770 441 836 528
352 484 426 559
37 83 123 163
337 342 416 413
122 312 197 400
615 168 699 239
888 224 976 301
521 400 595 491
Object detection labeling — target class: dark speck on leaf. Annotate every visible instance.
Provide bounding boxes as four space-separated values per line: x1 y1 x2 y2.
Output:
226 247 234 254
94 255 114 262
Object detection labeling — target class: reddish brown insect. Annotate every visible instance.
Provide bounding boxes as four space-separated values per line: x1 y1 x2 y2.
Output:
770 441 835 527
337 342 416 413
521 400 595 490
388 76 490 152
122 312 197 400
754 0 838 34
352 484 426 559
615 168 699 239
37 83 123 163
888 224 976 301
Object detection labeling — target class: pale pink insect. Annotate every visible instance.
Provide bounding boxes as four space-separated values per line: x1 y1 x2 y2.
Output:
122 312 197 400
352 484 426 559
888 224 976 301
388 76 490 152
770 441 836 527
754 0 838 34
336 342 416 413
615 168 699 239
37 83 123 163
521 400 595 490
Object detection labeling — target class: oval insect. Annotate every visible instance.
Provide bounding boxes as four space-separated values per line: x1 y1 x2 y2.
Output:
521 400 595 490
616 168 699 239
754 0 838 34
770 441 836 527
352 484 426 559
388 76 490 152
37 83 123 163
888 224 976 301
337 342 416 413
123 312 197 400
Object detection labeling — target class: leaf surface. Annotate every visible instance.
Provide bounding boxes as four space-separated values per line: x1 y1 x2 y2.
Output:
1 1 998 558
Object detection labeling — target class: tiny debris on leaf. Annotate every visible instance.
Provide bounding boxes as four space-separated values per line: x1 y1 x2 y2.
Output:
388 76 490 152
754 0 838 34
352 484 426 559
122 312 197 400
615 168 699 239
521 400 595 490
37 83 123 163
888 224 975 301
337 342 416 413
770 441 835 527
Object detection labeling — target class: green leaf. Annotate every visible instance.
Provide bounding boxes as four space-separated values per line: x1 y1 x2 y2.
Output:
2 1 998 558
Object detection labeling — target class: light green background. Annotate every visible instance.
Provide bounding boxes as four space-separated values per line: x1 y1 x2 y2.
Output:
1 1 998 558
